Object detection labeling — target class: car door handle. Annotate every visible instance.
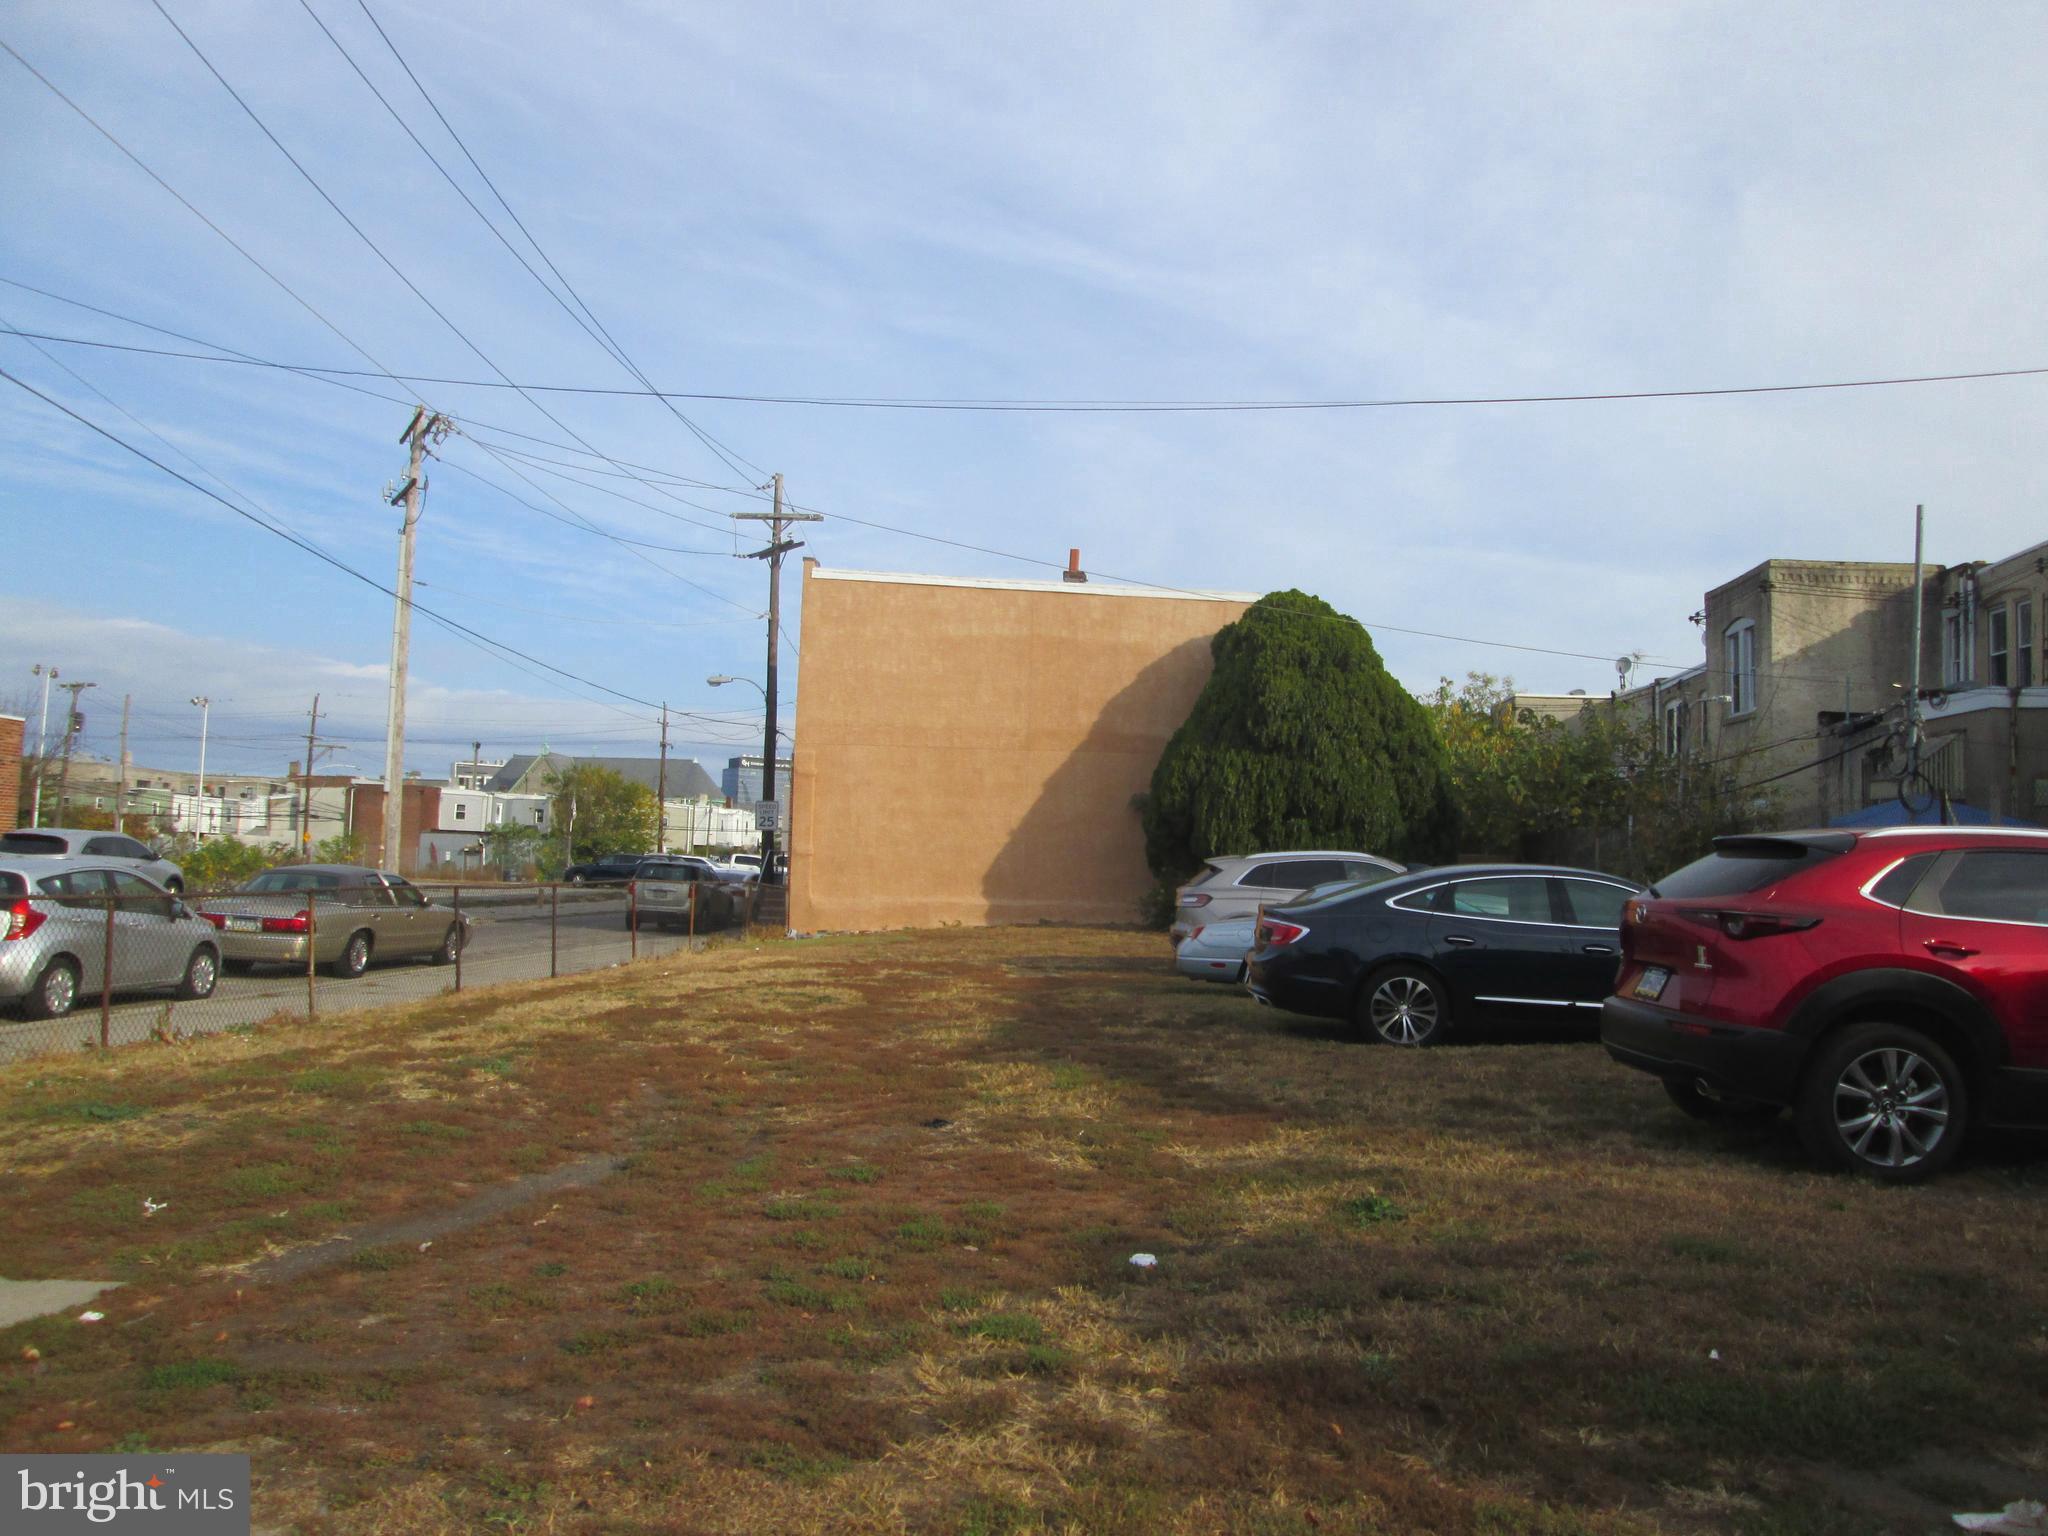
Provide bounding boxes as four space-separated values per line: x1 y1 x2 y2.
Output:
1923 938 1979 959
1582 944 1615 955
1442 934 1477 946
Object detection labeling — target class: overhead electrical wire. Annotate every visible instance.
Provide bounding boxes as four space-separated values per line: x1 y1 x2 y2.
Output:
146 1 760 553
327 0 766 483
11 323 2044 412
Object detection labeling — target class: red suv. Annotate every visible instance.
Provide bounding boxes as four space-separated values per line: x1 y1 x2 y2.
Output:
1602 827 2048 1182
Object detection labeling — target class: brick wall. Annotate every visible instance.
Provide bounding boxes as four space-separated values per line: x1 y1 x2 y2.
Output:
0 715 21 830
349 782 443 871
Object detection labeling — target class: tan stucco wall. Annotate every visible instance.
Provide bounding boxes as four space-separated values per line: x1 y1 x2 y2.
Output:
790 567 1253 930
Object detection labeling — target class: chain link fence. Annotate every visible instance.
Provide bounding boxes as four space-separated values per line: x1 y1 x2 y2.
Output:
0 877 751 1063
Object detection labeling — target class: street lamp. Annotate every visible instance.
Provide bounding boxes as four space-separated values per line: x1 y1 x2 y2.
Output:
28 664 56 828
708 674 781 878
190 696 212 840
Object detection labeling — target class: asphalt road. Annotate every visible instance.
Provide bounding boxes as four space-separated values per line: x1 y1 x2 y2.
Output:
0 890 740 1062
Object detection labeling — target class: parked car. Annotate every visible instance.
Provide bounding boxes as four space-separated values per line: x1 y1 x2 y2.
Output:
1 856 220 1019
1175 915 1260 984
729 854 762 872
195 865 470 978
1246 863 1643 1045
562 852 657 885
626 858 744 932
1602 827 2048 1182
1170 851 1406 946
0 828 186 892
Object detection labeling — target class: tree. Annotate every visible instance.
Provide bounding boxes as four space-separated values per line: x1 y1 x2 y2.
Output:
547 764 657 863
1142 590 1457 882
1425 673 1759 882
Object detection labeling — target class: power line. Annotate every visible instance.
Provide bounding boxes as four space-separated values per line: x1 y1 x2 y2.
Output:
146 0 767 545
342 0 767 484
12 319 2046 411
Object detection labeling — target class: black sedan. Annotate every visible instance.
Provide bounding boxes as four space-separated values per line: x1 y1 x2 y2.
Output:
1245 863 1642 1045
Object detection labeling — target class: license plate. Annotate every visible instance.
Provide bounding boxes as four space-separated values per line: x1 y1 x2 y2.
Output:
1633 966 1670 1001
226 915 260 933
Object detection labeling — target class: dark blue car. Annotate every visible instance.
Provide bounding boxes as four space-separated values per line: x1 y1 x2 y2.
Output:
1246 863 1643 1045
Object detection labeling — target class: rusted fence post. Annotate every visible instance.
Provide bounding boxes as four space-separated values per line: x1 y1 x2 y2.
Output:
306 895 317 1022
100 894 114 1048
453 886 463 992
628 880 638 960
549 882 559 979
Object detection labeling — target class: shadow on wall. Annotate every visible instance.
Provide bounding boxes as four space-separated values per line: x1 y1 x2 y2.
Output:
980 638 1211 928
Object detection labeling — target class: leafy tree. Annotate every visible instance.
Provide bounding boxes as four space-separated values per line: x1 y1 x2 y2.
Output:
547 764 657 863
157 834 280 891
314 831 370 866
1426 673 1758 882
1142 590 1457 882
485 822 545 879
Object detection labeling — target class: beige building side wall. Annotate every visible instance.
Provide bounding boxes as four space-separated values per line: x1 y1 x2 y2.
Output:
791 568 1252 931
1705 560 1934 826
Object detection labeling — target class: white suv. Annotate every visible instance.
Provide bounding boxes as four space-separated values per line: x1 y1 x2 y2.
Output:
1169 851 1404 945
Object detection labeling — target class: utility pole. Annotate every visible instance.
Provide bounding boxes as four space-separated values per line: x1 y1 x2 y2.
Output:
191 697 212 839
54 680 95 824
302 693 321 861
733 475 820 884
383 406 451 874
470 739 482 790
114 693 132 830
1906 504 1926 790
29 664 56 828
656 704 670 854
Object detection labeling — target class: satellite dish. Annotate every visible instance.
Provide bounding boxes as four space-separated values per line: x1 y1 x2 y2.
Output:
1615 656 1635 687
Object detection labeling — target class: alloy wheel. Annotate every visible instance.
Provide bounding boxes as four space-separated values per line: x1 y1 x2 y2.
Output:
1369 975 1440 1046
1830 1046 1950 1170
41 963 77 1016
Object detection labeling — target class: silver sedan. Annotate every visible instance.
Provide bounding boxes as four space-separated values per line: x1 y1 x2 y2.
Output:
1 856 220 1019
1174 915 1259 985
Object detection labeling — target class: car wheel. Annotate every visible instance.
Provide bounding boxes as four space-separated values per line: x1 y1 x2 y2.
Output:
325 930 373 979
1796 1023 1966 1183
177 946 219 1000
1662 1076 1779 1122
23 957 80 1020
569 873 586 886
430 926 462 966
1359 966 1450 1047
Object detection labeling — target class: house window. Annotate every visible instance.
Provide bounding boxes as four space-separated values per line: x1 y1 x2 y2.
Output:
1988 605 2010 686
454 803 467 821
1662 700 1688 757
2018 598 2036 689
1723 621 1757 716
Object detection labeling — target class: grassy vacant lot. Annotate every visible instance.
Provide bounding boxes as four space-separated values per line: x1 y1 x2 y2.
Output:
1 927 2043 1535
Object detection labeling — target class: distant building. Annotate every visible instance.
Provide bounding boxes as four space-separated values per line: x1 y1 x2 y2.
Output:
449 756 507 791
0 715 21 829
722 754 792 806
487 753 719 802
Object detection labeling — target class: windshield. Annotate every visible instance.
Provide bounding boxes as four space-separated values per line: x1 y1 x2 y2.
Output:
240 869 348 893
1282 870 1405 910
1653 839 1847 898
0 833 68 856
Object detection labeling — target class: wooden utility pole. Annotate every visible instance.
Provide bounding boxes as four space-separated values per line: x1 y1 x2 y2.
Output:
733 476 820 884
54 680 96 824
301 693 321 860
383 407 450 874
656 704 670 853
114 693 132 830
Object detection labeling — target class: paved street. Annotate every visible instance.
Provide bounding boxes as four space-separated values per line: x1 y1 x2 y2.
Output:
0 891 737 1062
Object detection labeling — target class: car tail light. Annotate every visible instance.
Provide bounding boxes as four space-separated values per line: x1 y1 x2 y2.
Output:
197 911 227 930
1178 892 1212 908
4 900 47 942
1714 910 1821 940
261 910 312 935
1186 925 1205 942
1258 918 1310 947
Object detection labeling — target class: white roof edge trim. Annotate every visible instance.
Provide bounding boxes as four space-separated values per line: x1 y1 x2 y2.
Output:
807 567 1259 602
1860 825 2048 839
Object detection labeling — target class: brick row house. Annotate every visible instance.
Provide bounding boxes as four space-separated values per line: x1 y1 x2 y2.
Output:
1614 538 2046 827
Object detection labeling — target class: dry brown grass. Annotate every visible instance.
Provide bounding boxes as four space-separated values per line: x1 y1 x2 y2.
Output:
2 925 2044 1535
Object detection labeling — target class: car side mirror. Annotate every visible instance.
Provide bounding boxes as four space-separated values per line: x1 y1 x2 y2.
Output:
172 900 190 920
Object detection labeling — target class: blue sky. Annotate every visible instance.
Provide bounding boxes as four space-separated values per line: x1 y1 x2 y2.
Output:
4 1 2046 782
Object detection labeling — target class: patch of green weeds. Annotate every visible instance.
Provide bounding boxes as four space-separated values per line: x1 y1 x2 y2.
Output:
744 1445 849 1484
68 1186 140 1230
952 1494 1033 1536
763 1195 837 1222
559 1328 632 1356
1049 1064 1093 1091
896 1214 947 1250
533 1261 567 1278
288 1067 381 1098
400 1119 472 1140
827 1160 881 1184
348 1245 411 1273
510 1144 550 1171
144 1358 241 1392
820 1255 879 1281
1336 1192 1407 1227
676 1309 752 1337
938 1287 986 1313
965 1313 1043 1344
1021 1344 1070 1376
763 1268 830 1310
221 1163 308 1199
621 1277 681 1312
39 1099 145 1123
